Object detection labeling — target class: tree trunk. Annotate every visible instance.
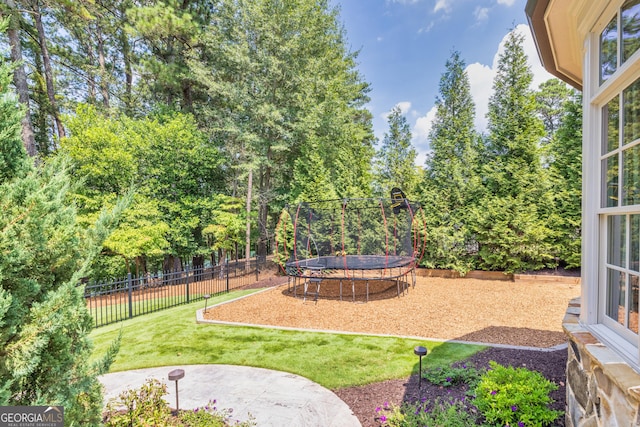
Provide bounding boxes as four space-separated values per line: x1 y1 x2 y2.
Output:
2 0 37 157
97 24 109 108
257 164 271 258
245 168 253 271
32 0 65 141
118 2 133 113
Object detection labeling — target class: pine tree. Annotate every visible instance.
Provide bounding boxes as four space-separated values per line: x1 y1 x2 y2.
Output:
373 106 419 197
421 51 479 273
472 29 551 273
0 34 125 423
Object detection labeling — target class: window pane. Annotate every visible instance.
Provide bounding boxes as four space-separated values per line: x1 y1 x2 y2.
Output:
631 215 640 272
623 77 640 145
602 155 619 207
603 95 620 154
622 0 640 63
607 269 627 327
630 274 639 334
601 16 618 84
623 144 640 205
608 215 626 267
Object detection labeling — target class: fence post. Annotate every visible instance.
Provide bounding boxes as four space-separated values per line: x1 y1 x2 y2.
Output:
127 272 133 319
186 265 190 303
255 254 259 281
226 258 229 292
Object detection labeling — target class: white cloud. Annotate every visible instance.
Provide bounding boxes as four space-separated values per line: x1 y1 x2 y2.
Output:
497 0 516 6
380 101 413 123
411 106 438 165
408 23 556 167
434 0 453 13
466 62 495 132
474 6 490 23
396 101 412 114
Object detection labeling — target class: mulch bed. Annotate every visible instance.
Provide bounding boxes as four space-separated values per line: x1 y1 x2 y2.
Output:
228 271 577 426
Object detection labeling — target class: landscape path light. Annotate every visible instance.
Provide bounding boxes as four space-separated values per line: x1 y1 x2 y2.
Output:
414 345 428 391
168 368 185 412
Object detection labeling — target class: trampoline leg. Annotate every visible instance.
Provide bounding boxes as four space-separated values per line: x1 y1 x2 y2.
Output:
339 280 343 301
366 280 369 302
351 280 355 303
303 280 308 302
396 279 400 298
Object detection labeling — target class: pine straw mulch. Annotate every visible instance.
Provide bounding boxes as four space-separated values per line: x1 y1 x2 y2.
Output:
202 273 580 427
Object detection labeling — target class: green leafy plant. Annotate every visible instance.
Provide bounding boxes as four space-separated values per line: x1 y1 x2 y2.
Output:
103 380 256 427
375 397 479 427
179 400 256 427
474 361 563 426
104 379 173 426
423 362 483 390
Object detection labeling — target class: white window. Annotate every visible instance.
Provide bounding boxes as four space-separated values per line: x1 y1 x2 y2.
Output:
596 0 640 362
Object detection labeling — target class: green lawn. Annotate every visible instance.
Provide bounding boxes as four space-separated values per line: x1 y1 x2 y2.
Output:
89 289 485 390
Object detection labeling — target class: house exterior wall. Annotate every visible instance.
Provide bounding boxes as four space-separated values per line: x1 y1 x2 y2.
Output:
527 1 640 424
564 298 640 426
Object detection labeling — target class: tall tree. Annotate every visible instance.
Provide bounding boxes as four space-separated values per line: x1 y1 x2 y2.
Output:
29 0 65 140
189 0 374 256
535 78 573 145
471 29 551 273
0 34 124 423
373 106 419 197
0 1 37 156
547 92 582 268
421 50 479 273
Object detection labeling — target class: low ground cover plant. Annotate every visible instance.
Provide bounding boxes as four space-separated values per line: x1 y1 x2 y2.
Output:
103 379 256 427
377 361 563 426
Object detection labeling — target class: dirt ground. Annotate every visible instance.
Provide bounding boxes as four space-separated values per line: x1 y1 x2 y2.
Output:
203 275 580 348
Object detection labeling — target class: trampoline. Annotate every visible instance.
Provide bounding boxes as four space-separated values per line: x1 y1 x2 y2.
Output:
276 193 426 302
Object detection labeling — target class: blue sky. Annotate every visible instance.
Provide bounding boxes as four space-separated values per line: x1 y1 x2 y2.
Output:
333 0 555 164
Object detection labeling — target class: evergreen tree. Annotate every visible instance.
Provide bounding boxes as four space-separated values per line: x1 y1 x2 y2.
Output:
421 51 479 273
535 78 573 144
547 92 582 268
373 106 419 197
472 29 551 273
0 36 125 424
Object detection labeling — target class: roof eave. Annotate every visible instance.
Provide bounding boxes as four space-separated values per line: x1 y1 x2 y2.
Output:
525 0 583 90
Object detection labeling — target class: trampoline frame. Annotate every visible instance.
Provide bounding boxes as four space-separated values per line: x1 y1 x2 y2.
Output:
277 197 426 303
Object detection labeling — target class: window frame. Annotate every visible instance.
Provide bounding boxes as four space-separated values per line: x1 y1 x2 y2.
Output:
591 1 640 369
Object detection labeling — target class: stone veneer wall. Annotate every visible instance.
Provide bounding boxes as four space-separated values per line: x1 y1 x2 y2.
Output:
564 297 640 426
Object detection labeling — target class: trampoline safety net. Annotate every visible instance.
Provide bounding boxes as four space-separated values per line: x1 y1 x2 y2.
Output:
276 198 426 281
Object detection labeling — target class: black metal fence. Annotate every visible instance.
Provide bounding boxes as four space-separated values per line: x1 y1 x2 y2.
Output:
84 258 269 328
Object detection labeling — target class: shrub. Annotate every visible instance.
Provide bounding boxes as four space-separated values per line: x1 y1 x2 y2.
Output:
179 400 256 427
376 398 479 426
423 362 483 390
473 361 563 426
103 378 173 426
103 379 256 427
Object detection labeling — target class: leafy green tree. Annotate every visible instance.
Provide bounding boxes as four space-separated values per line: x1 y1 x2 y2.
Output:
373 106 419 197
472 29 551 273
188 0 374 256
0 43 124 423
421 51 479 273
547 92 582 268
61 105 225 274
